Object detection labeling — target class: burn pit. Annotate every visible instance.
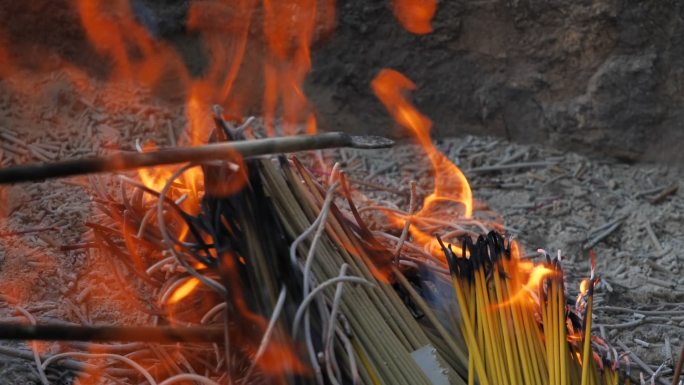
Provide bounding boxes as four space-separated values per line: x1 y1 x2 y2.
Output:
1 1 684 385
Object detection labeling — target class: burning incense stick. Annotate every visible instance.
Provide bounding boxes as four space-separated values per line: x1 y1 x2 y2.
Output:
581 256 597 385
437 232 621 385
0 132 394 184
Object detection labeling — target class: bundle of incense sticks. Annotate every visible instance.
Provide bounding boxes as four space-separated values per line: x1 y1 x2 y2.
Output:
438 232 623 385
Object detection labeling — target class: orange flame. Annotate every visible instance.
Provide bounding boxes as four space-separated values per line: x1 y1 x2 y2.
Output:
76 0 180 86
493 263 555 309
371 68 472 260
488 243 554 308
167 277 201 304
579 279 590 296
136 141 176 193
371 69 472 218
391 0 437 35
262 0 324 135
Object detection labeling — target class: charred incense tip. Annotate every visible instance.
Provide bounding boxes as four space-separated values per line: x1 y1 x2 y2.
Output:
348 134 395 149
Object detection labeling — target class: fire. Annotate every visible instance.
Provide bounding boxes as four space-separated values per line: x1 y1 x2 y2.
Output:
262 0 325 135
579 279 590 296
490 244 555 309
493 263 555 309
371 68 472 261
577 251 598 309
391 0 438 35
76 0 180 86
136 147 176 195
371 69 472 218
167 277 201 305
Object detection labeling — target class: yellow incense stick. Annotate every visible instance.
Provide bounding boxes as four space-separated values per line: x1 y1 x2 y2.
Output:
580 279 595 385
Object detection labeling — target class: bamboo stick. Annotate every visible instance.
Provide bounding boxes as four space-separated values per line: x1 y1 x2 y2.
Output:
0 132 393 184
0 323 223 343
581 277 596 385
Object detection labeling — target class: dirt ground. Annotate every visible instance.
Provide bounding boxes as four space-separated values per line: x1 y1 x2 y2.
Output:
5 1 684 163
0 71 181 384
0 67 682 382
0 1 683 383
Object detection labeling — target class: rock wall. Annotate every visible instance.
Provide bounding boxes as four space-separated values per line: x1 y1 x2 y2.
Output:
307 1 684 162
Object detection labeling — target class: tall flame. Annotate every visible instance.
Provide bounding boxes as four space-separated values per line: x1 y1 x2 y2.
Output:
371 68 472 259
371 69 472 218
76 0 180 86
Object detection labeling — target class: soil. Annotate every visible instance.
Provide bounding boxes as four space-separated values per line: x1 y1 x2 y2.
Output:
0 1 683 383
308 1 684 164
1 67 682 380
0 72 180 384
4 1 684 163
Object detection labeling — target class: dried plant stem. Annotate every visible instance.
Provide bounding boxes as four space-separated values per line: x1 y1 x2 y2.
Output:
262 158 447 385
242 286 287 384
156 163 226 296
42 352 156 385
292 276 374 338
584 222 622 250
300 182 340 384
324 264 350 385
13 306 49 385
157 374 220 385
393 181 417 263
650 184 678 204
391 267 468 377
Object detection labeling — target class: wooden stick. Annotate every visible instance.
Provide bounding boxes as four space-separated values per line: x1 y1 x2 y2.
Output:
0 132 394 184
650 184 678 205
0 323 224 343
672 342 684 385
